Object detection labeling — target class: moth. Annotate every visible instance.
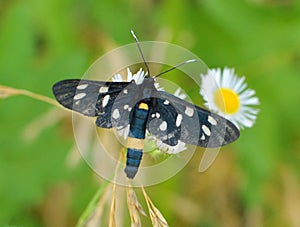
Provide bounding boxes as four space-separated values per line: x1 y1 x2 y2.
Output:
52 31 240 179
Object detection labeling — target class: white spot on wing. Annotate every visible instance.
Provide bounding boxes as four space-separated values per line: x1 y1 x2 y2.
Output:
124 104 129 110
74 93 86 100
176 114 183 127
123 89 128 94
151 114 155 118
102 95 110 107
208 116 217 125
202 125 211 136
159 121 167 131
156 112 160 118
200 134 205 140
77 84 88 90
163 100 169 105
185 106 194 117
99 86 109 93
112 109 120 119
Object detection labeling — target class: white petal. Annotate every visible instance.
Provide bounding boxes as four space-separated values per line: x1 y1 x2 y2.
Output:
174 88 187 100
240 89 255 98
112 74 123 82
234 76 247 93
132 68 145 84
126 68 133 81
241 97 260 105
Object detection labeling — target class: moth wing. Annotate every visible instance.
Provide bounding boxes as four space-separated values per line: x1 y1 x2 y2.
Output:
148 91 240 148
146 98 181 146
52 79 133 128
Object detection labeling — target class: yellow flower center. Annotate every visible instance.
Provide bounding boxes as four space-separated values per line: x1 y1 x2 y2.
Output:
214 88 240 114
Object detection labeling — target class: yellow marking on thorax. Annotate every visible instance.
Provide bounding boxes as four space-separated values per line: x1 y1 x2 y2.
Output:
127 137 145 150
138 102 149 110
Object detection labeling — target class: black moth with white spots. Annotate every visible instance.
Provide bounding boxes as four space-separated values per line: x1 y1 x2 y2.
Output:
53 31 239 179
53 74 240 149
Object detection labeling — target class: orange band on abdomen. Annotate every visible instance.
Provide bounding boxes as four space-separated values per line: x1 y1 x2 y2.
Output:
127 137 145 150
138 102 149 110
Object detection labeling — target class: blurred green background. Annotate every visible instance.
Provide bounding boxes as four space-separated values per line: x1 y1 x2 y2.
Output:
1 0 300 226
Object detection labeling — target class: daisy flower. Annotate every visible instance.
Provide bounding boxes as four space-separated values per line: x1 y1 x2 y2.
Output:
200 67 259 129
112 68 186 154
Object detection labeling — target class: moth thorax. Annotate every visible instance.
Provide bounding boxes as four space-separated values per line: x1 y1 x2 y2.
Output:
142 87 153 99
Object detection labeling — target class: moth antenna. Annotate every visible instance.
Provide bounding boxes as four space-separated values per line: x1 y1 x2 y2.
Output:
130 29 151 77
153 59 199 78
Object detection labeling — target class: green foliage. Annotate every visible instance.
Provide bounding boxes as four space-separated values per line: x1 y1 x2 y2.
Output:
1 0 300 226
